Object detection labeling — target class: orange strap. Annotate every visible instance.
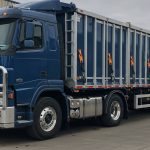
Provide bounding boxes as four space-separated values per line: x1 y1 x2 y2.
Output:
78 49 84 64
108 53 112 65
148 59 150 68
130 56 134 66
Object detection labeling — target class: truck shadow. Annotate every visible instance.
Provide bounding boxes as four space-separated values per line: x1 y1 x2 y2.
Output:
60 109 150 136
0 109 149 144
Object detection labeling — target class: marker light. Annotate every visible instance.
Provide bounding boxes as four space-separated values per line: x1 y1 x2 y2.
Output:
8 92 14 100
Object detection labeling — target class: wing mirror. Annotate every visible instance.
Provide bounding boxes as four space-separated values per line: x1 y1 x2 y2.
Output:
24 22 35 48
26 22 34 39
24 40 34 48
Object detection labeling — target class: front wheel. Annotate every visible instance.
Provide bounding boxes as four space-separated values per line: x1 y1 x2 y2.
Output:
101 94 124 127
27 97 62 140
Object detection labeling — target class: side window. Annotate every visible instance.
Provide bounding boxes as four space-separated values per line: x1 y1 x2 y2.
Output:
34 25 42 49
48 25 57 51
19 21 43 50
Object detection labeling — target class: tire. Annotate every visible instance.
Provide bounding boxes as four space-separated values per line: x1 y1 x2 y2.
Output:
27 97 62 140
101 94 124 127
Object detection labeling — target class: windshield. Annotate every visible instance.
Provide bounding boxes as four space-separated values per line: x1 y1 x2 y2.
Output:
0 19 16 51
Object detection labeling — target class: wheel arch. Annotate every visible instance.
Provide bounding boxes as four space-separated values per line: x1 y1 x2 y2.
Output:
31 88 69 124
104 90 128 119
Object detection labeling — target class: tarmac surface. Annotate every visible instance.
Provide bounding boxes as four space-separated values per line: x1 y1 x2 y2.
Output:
0 110 150 150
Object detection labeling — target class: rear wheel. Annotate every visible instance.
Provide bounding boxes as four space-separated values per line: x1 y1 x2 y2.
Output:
101 94 124 127
28 97 62 140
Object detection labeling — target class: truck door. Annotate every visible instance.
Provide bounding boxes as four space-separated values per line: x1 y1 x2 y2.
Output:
14 20 47 104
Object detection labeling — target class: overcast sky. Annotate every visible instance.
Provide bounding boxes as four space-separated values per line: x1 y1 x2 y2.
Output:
16 0 150 30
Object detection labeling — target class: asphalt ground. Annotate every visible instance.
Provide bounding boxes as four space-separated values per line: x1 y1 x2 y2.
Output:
0 109 150 150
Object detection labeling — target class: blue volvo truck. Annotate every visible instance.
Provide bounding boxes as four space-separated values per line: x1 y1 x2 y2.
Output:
0 0 150 139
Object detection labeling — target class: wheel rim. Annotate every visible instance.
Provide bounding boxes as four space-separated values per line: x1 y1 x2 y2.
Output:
40 107 57 132
110 101 121 121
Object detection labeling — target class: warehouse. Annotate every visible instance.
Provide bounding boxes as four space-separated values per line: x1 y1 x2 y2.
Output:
0 0 19 7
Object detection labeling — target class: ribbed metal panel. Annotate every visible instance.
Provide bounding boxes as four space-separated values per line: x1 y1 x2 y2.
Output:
65 9 150 89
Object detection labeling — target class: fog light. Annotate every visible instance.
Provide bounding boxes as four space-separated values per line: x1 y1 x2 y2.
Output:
2 12 8 16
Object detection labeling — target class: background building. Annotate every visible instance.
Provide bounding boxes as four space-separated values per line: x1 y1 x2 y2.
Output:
0 0 19 7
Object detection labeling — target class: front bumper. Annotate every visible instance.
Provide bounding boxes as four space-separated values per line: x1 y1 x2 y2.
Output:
0 66 15 128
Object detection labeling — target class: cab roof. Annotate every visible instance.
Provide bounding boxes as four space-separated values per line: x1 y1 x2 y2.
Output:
0 7 56 23
16 0 76 13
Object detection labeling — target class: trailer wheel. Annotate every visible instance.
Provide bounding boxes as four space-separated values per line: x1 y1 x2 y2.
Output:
28 97 62 140
101 94 124 127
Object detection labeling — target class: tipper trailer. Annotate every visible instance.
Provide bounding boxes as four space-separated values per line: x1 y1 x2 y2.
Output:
0 0 150 139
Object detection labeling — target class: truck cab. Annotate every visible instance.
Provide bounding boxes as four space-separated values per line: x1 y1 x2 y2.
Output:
0 1 71 139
